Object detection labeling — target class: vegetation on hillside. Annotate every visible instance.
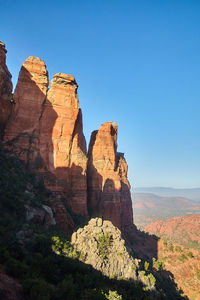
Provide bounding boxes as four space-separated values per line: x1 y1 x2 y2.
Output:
0 147 187 299
155 238 200 299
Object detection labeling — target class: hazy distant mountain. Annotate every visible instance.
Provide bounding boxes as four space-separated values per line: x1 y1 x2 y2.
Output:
133 187 200 201
132 192 200 228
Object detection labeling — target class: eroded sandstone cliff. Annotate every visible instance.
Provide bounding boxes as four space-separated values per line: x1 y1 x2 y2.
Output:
3 56 88 232
1 42 134 237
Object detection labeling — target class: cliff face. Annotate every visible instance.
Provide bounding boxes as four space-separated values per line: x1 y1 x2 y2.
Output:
1 42 134 237
3 56 88 232
87 122 134 234
0 42 12 139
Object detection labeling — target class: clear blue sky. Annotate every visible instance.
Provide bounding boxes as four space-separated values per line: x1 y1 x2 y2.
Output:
1 0 200 188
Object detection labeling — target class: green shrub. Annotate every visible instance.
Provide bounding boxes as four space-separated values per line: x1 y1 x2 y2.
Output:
168 242 174 252
144 261 149 271
152 258 165 271
105 290 122 300
97 233 112 260
195 271 200 280
178 254 188 263
175 246 182 253
51 236 79 259
163 240 168 248
147 273 156 288
187 251 194 258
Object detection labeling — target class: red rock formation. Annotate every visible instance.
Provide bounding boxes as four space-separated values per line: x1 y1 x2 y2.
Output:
4 56 48 163
0 42 12 139
2 48 135 237
4 57 88 232
40 73 88 217
87 122 134 234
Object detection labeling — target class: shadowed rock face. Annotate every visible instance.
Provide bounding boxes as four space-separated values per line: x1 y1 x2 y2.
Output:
0 42 12 139
87 122 134 235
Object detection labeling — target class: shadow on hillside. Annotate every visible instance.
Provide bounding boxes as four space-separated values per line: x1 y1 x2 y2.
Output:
3 67 188 299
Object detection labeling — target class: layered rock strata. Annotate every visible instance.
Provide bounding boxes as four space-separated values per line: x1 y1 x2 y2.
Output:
87 122 135 234
0 42 12 139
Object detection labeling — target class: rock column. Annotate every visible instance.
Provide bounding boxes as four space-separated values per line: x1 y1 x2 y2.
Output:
87 122 134 234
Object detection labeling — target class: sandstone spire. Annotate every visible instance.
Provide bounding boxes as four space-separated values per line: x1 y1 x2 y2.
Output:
39 73 88 217
3 57 89 232
87 122 134 234
3 56 49 163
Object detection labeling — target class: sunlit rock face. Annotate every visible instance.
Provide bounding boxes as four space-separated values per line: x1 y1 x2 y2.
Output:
71 218 138 279
0 42 12 140
87 122 134 234
3 57 88 232
40 73 88 217
4 56 49 162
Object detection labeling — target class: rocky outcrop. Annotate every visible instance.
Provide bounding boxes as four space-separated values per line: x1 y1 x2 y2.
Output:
0 42 12 139
25 204 56 228
87 122 135 235
71 218 138 279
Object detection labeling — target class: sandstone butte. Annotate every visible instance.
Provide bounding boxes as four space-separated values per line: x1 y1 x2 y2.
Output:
1 42 135 238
